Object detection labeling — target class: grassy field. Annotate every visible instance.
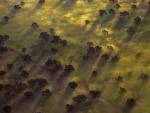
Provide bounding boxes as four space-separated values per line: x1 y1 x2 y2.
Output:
0 0 150 113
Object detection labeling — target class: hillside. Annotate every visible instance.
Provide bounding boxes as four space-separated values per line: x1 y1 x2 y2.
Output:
0 0 150 113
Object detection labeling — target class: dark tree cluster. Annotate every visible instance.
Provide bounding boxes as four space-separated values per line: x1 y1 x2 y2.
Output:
51 35 68 47
99 7 116 16
124 97 136 112
44 59 63 74
0 82 27 113
83 45 102 61
65 89 101 113
0 1 149 113
0 35 9 46
39 32 50 41
56 64 75 85
28 78 48 91
0 46 9 54
38 0 45 4
0 35 10 54
13 5 21 10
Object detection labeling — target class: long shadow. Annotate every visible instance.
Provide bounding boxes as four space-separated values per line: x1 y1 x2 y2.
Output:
139 7 150 27
27 38 55 75
123 14 146 42
29 91 52 113
0 4 22 27
29 3 43 15
4 53 29 82
113 16 129 31
0 83 26 111
102 13 116 25
86 0 116 33
11 91 41 113
53 85 76 113
90 53 111 76
30 37 51 58
0 18 9 27
4 34 58 85
87 13 116 34
77 58 100 80
87 16 101 33
113 9 137 32
54 72 73 93
7 10 17 19
144 6 150 17
22 26 38 37
55 0 77 11
123 27 136 42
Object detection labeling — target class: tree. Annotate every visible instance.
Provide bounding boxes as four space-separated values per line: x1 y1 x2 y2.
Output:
139 73 149 82
134 16 142 26
39 32 50 41
64 65 75 73
24 91 34 99
120 11 129 17
127 26 136 36
65 104 75 113
0 35 9 46
2 105 12 113
101 53 110 61
115 75 123 82
125 98 136 110
28 78 48 90
20 1 25 6
42 89 52 98
0 70 7 77
91 70 98 78
73 94 87 103
0 46 8 54
119 87 126 94
20 70 29 79
111 54 120 62
38 0 45 4
131 4 137 10
89 90 101 98
68 81 78 90
22 54 32 62
3 16 9 23
14 5 21 10
68 56 74 64
6 64 14 70
45 59 63 73
99 9 107 16
50 48 58 54
85 20 90 25
109 8 116 15
31 22 39 29
21 48 27 53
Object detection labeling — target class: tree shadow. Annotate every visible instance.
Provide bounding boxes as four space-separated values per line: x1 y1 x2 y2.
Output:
0 19 8 27
28 3 43 15
113 16 129 31
11 91 41 113
58 0 77 10
113 10 136 32
54 85 76 113
22 26 38 37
